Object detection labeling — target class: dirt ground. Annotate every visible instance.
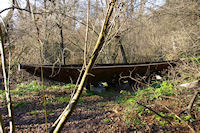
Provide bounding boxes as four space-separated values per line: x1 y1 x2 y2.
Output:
0 70 200 133
0 70 131 133
1 88 130 133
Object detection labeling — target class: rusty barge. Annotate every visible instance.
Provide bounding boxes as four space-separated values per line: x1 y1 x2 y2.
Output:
19 61 176 86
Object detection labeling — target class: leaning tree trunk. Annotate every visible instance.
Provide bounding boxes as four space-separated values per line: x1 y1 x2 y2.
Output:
48 0 117 132
0 25 15 133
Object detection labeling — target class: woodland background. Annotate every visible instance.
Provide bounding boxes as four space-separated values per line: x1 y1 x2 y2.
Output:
0 0 200 132
2 0 200 65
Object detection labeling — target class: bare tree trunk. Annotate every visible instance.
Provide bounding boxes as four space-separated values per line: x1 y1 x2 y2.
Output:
105 0 109 8
59 25 65 65
56 0 65 65
130 0 134 12
95 0 99 17
0 1 17 131
73 1 78 30
0 25 15 133
84 0 90 66
138 0 146 17
27 2 48 131
43 0 48 64
119 41 127 64
115 0 128 64
48 0 117 132
0 112 5 133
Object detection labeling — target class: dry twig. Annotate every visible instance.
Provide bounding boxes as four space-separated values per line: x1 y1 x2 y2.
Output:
137 102 172 124
159 104 196 133
180 89 200 116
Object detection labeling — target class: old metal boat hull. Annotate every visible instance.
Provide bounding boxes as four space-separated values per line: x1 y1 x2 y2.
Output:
20 61 176 85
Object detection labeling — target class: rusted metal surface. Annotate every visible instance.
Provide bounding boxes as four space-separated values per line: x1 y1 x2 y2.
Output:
20 61 176 85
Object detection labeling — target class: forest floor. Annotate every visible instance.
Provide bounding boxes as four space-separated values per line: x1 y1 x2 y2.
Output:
0 84 129 132
0 69 200 133
0 70 130 133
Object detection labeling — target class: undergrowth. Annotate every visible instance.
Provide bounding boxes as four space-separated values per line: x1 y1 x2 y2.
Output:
0 81 76 111
0 80 75 97
116 80 199 131
115 57 200 132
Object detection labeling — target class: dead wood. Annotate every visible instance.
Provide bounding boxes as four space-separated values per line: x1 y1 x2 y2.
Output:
137 102 172 124
160 104 196 133
180 88 200 116
119 70 151 89
179 80 200 89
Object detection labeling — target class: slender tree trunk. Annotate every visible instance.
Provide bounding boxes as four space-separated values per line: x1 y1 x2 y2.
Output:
95 0 99 17
138 0 146 17
0 1 16 131
0 25 15 133
48 0 117 132
0 112 5 133
115 0 128 64
29 2 48 132
57 0 65 65
105 0 109 8
119 41 127 64
130 0 137 13
84 0 90 66
73 1 78 30
130 0 134 12
59 25 65 65
43 0 48 64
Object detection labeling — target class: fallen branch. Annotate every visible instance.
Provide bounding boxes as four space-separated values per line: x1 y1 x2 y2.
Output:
179 80 200 89
187 90 199 113
160 96 179 101
180 89 200 115
119 70 151 88
160 104 196 133
137 102 172 124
